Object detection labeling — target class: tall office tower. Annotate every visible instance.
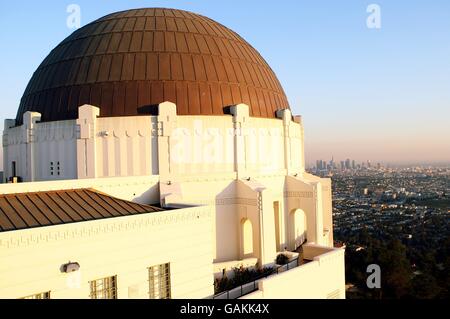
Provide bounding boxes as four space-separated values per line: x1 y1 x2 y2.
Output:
345 159 351 170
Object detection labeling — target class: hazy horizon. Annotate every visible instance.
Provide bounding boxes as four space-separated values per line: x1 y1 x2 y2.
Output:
0 0 449 169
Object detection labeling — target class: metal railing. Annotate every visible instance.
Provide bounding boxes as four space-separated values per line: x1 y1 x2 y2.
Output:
212 257 299 299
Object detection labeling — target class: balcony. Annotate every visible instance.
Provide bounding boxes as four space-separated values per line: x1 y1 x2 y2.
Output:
212 256 301 299
211 243 345 299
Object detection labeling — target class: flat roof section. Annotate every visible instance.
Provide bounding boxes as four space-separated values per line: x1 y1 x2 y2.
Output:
0 188 163 232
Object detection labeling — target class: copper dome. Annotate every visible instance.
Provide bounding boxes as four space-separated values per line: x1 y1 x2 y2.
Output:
16 8 289 124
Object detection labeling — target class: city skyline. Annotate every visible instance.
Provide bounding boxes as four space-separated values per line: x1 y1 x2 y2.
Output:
0 0 449 168
308 157 450 168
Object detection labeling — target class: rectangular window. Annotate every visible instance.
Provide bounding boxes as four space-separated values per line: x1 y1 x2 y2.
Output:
21 291 51 299
12 161 16 177
273 201 281 251
89 276 117 299
148 263 171 299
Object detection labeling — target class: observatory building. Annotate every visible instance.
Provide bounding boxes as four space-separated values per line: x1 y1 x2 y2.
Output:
0 8 345 299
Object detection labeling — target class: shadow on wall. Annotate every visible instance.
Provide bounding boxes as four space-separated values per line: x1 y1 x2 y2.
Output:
214 182 239 263
290 208 307 250
133 182 160 205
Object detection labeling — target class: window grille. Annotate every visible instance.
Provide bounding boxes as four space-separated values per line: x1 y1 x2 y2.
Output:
89 275 117 299
148 263 171 299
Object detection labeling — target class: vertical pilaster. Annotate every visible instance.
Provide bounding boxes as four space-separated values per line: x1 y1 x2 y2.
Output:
76 105 99 179
314 181 324 245
276 108 294 175
229 104 249 179
3 119 16 181
23 112 41 182
157 101 177 182
258 189 277 266
294 115 306 173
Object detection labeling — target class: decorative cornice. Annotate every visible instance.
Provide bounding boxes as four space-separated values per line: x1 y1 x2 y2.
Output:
170 197 258 206
216 197 257 206
0 207 212 249
284 191 314 199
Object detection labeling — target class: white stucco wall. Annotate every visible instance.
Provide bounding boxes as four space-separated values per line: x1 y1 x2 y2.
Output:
95 116 158 178
240 244 346 299
3 104 306 182
0 205 214 299
2 117 78 182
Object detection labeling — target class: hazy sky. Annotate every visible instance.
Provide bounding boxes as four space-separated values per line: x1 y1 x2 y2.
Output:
0 0 449 166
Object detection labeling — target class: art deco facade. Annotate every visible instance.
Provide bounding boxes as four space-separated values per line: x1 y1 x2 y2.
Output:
0 8 345 299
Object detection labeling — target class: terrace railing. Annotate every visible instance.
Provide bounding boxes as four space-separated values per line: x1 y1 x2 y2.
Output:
212 257 299 299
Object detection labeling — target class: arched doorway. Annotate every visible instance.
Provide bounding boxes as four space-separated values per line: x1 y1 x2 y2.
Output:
241 218 254 258
290 209 307 250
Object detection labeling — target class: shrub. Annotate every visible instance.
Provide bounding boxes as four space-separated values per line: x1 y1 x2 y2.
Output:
214 265 274 294
276 253 290 265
